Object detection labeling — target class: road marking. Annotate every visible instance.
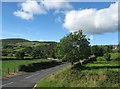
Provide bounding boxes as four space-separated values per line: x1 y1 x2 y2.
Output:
33 84 37 89
2 82 14 87
25 73 39 79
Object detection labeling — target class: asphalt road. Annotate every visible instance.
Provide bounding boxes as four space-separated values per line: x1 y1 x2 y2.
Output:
1 63 70 89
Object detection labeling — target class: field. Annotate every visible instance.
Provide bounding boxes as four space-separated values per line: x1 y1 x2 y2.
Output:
110 52 119 60
2 59 50 77
37 60 120 87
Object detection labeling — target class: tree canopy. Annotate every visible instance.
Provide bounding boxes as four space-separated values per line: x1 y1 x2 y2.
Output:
56 30 91 64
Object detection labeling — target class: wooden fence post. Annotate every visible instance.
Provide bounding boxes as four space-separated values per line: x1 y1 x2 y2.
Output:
8 68 9 74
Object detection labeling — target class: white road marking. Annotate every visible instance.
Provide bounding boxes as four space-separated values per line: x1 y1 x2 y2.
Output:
2 82 14 87
25 73 39 79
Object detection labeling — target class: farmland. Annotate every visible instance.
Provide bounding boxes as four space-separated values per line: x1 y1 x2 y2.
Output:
37 61 120 87
1 38 120 87
2 59 50 77
36 52 120 87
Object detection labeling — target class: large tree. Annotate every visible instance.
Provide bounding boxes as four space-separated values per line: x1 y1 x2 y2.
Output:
56 30 91 64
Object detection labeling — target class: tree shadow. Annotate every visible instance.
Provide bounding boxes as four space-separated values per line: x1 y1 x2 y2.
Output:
18 61 62 72
72 63 120 70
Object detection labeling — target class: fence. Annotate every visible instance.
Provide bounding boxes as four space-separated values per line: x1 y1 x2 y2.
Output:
5 67 19 76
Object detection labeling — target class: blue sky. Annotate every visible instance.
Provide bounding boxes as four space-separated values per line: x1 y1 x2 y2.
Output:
2 1 118 45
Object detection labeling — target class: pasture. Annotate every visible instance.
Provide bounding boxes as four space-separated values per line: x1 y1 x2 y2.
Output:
2 59 50 77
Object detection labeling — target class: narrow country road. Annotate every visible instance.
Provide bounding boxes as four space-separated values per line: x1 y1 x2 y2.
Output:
1 63 70 89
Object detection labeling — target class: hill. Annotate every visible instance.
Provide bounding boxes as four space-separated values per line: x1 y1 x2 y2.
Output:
1 38 30 43
1 38 57 47
2 38 57 57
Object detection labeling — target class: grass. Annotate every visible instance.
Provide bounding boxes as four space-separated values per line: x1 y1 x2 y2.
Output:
97 52 120 61
110 52 120 61
36 61 120 87
2 59 50 77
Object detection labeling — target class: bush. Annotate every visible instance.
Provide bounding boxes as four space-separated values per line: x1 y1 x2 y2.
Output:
104 53 111 61
15 51 25 59
18 61 62 72
96 57 106 61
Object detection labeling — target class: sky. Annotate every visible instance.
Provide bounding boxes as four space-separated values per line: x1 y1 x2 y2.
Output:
2 0 118 45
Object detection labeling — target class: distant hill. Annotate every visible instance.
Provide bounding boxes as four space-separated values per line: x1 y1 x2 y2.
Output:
1 38 30 43
1 38 57 48
1 38 57 44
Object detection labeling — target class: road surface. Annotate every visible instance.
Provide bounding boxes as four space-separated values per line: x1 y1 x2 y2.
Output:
1 63 70 89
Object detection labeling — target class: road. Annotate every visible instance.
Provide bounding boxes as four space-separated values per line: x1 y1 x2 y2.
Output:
1 63 70 89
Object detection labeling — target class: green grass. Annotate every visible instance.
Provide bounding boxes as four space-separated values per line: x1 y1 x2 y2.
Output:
37 61 120 87
2 59 50 77
110 52 120 61
97 52 120 61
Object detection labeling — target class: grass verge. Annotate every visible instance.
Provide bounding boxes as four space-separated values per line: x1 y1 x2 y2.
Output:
36 61 120 87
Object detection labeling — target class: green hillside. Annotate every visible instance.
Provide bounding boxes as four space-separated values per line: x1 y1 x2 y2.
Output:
1 38 57 57
37 61 120 87
1 38 56 47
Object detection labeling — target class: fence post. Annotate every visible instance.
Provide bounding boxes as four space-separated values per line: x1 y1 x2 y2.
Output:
14 67 16 73
8 68 9 74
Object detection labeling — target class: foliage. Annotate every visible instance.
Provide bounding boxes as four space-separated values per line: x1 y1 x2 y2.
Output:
37 61 120 87
91 45 114 57
19 60 62 72
15 50 25 59
104 53 111 61
56 30 91 64
91 45 104 56
2 38 57 59
96 52 120 61
96 57 106 61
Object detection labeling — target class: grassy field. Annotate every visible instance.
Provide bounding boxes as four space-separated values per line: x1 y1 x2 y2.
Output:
97 52 119 61
2 59 50 77
110 52 120 60
37 61 120 87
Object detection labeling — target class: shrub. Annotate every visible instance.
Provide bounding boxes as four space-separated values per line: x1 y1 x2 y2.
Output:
96 57 106 61
18 61 62 72
104 53 111 61
15 50 25 59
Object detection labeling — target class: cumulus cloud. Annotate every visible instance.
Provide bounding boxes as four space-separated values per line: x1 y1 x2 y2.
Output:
14 0 72 20
21 0 46 14
41 0 72 10
14 11 33 20
14 0 46 20
63 2 118 34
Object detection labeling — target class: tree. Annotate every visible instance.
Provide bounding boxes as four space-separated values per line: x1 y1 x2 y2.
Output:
15 50 25 59
31 46 43 59
91 45 104 56
23 47 33 56
103 45 111 54
104 53 111 61
56 30 91 65
31 45 48 59
2 49 9 56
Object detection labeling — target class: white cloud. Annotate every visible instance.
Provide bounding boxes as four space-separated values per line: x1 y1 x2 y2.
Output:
21 0 46 14
14 0 46 20
63 2 118 34
41 0 72 10
14 11 33 20
14 0 72 20
55 16 62 23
